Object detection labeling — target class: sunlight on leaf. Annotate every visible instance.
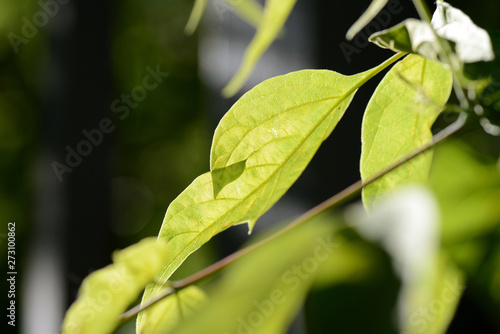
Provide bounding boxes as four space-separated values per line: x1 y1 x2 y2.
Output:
138 55 403 331
346 0 388 40
185 0 208 35
222 0 298 97
139 285 207 334
360 54 452 210
60 238 169 334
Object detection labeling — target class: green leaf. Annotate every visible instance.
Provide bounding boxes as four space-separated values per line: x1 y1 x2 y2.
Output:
60 238 169 334
185 0 263 35
311 235 374 290
139 285 207 334
361 54 452 210
222 0 298 97
430 141 500 244
138 54 403 331
185 0 207 35
429 140 500 326
430 141 500 270
346 0 388 40
170 215 340 334
224 0 264 28
369 2 494 64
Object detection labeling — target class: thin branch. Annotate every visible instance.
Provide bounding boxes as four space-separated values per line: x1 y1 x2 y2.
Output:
120 113 467 322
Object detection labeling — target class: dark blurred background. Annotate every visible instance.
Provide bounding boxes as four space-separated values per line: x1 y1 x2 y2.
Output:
0 0 499 333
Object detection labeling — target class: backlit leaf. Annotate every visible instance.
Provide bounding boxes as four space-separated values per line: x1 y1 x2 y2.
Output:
185 0 207 35
361 54 452 210
138 55 403 331
139 286 207 334
60 238 169 334
222 0 298 97
225 0 264 28
346 0 388 40
195 0 264 33
170 215 340 334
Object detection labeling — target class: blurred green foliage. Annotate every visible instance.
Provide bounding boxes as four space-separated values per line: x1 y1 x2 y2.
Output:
111 0 211 242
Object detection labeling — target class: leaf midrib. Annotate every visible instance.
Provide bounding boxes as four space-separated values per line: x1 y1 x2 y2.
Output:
155 77 365 286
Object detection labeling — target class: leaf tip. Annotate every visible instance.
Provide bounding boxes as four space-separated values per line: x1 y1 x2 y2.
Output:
345 28 358 41
246 220 256 234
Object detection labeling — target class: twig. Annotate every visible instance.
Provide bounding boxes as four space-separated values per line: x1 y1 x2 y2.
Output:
120 113 467 322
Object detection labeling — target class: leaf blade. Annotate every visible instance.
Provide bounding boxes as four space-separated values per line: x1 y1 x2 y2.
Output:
138 55 403 331
185 0 208 35
360 54 452 210
346 0 389 40
170 215 340 334
225 0 264 28
369 2 494 64
60 238 169 334
139 285 207 334
222 0 298 97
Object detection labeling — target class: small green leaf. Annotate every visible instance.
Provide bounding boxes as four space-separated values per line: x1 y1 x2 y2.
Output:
60 238 169 334
185 0 207 35
138 55 403 331
369 19 424 54
211 159 247 198
346 0 388 40
225 0 264 28
222 0 298 97
361 54 452 210
170 215 340 334
139 285 207 334
430 141 500 271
